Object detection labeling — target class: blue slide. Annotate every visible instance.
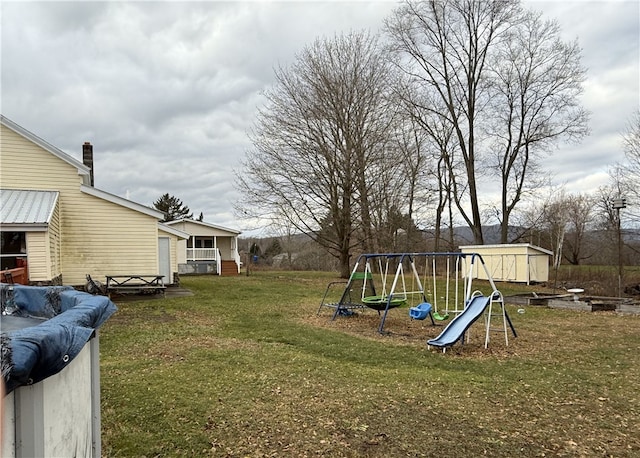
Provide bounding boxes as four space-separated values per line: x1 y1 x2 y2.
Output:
427 295 491 349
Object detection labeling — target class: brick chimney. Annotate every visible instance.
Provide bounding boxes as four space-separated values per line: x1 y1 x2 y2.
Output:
82 142 94 186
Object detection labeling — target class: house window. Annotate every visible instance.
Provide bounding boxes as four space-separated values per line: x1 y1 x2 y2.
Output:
1 231 27 270
192 238 214 249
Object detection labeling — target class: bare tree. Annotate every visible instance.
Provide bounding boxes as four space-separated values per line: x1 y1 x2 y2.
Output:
593 181 625 265
488 10 589 243
387 1 589 245
389 110 444 250
545 194 569 271
621 111 640 179
619 111 640 223
386 0 521 244
392 76 461 250
562 194 596 265
509 198 549 247
235 31 399 277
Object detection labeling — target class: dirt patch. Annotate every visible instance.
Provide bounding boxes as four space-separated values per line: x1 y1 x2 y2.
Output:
307 303 639 360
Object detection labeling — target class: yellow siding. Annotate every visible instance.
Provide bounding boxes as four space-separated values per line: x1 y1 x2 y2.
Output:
2 124 160 286
63 192 159 284
49 203 62 278
26 232 49 281
460 244 551 284
1 126 84 194
176 239 186 264
170 234 178 271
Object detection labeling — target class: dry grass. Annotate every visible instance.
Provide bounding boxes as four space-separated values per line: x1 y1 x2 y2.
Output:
100 271 640 457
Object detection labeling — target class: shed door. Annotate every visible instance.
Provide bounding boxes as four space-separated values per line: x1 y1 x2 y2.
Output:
158 237 171 284
504 255 517 281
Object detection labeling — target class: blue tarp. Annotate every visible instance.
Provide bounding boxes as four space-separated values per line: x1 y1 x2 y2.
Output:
1 284 117 393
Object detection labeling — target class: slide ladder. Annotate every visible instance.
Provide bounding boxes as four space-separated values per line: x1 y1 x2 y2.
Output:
483 291 517 348
427 292 516 352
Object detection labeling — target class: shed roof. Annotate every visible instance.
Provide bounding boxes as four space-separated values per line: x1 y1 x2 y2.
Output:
460 243 553 256
0 189 59 229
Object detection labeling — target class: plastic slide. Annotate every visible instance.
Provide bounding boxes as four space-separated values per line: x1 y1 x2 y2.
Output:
427 295 491 348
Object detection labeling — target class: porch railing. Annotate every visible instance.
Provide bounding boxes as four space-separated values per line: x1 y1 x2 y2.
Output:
186 248 220 262
2 266 29 285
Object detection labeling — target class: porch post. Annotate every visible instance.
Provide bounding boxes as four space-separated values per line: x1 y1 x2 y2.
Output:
214 236 220 275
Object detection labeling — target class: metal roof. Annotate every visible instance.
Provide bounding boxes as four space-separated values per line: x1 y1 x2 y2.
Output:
0 189 59 227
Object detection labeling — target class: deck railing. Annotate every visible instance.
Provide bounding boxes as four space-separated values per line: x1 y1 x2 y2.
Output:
186 248 220 262
2 266 29 285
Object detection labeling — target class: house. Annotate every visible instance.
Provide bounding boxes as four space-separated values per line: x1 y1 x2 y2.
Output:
460 243 553 284
0 115 188 286
165 219 241 276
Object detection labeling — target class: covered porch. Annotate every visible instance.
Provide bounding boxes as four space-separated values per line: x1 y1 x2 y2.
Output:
166 219 241 276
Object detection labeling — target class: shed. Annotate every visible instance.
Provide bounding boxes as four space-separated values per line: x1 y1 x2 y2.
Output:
459 243 552 284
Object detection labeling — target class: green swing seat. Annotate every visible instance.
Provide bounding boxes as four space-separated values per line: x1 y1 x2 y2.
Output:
361 295 407 311
432 311 450 321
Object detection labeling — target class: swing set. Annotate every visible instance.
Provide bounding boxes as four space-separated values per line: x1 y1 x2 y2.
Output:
318 252 517 348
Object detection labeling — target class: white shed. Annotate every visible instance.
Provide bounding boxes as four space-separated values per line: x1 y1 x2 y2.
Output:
459 243 552 284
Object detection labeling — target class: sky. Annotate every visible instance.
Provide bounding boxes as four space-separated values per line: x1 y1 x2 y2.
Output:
1 0 638 235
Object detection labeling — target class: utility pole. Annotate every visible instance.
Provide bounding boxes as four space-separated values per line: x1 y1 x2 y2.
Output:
613 197 627 297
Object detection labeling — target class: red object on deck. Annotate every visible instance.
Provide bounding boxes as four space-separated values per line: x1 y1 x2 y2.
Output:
2 266 28 285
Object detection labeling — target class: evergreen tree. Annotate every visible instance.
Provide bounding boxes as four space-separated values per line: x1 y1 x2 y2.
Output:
153 193 193 222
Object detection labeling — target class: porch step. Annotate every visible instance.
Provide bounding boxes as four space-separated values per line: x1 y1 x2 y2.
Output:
220 261 238 276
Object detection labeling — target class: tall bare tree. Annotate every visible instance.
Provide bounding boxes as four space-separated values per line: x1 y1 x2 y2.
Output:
618 111 640 222
390 114 439 249
393 76 460 250
488 10 589 243
594 181 625 265
235 31 399 277
621 111 640 180
562 194 596 265
386 0 521 244
543 190 570 270
387 0 588 244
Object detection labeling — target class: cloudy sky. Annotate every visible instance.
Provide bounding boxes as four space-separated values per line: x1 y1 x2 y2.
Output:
2 1 638 234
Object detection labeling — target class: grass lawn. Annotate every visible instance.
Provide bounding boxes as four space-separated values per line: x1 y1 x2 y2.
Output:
100 271 640 457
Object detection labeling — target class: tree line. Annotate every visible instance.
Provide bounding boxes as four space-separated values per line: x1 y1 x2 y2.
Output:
235 0 637 277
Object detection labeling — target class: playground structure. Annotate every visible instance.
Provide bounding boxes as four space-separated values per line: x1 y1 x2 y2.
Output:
318 252 517 349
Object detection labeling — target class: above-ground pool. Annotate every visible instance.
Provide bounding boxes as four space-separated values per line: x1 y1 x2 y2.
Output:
1 283 116 457
1 283 116 393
